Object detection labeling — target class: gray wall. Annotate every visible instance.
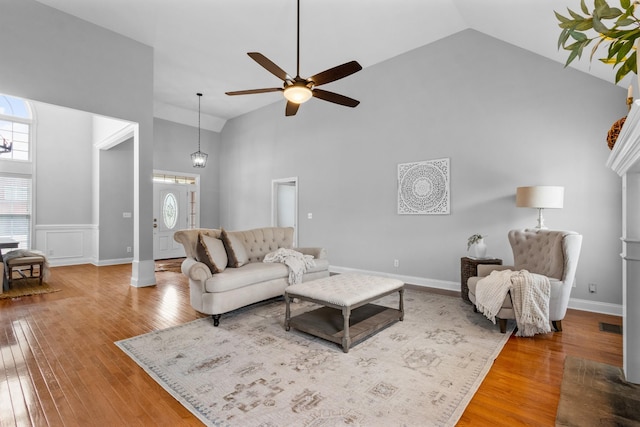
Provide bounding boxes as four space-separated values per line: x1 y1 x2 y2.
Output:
221 29 625 307
0 0 155 272
99 138 134 260
153 118 222 228
33 102 93 225
27 110 217 262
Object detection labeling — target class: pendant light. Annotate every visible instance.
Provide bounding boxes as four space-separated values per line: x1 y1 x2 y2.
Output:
191 93 208 168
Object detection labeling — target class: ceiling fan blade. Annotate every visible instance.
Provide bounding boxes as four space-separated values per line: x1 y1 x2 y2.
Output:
225 88 283 96
308 61 362 86
312 89 360 107
285 101 300 116
248 52 291 81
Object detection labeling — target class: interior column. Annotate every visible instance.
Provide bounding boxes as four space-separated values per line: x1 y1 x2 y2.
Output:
622 173 640 384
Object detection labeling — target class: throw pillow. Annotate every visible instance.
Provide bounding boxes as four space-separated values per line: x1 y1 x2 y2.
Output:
196 233 227 273
221 228 248 267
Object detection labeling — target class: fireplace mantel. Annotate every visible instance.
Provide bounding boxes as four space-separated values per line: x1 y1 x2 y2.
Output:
607 100 640 175
606 99 640 384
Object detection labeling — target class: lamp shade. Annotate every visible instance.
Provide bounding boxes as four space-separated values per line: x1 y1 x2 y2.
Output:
283 84 313 104
516 186 564 209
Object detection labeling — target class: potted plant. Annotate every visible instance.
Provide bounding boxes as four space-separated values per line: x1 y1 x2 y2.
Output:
467 234 485 250
467 234 488 258
555 0 640 83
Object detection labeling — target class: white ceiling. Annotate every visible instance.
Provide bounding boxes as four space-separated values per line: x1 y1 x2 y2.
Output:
34 0 626 131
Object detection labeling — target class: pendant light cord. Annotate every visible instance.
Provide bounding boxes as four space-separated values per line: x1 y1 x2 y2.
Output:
197 93 202 151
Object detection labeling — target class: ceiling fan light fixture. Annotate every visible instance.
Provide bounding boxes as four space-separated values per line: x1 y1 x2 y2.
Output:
283 84 312 104
225 0 361 116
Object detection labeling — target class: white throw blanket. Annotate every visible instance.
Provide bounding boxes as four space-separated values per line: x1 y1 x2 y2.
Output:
263 248 315 286
476 269 551 337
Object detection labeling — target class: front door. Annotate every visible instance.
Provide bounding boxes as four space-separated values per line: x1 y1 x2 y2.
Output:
153 183 188 260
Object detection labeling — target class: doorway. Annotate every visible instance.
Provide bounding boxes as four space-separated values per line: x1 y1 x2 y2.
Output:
153 172 200 260
272 177 298 247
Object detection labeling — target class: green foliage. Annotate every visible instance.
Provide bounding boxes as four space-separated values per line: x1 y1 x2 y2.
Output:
467 234 485 251
556 0 640 83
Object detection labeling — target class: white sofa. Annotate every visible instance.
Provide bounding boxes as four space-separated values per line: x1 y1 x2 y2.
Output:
174 226 329 326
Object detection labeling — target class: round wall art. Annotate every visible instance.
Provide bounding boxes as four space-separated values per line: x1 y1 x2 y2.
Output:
397 158 450 215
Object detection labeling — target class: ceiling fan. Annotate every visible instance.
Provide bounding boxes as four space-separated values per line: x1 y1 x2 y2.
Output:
225 0 362 117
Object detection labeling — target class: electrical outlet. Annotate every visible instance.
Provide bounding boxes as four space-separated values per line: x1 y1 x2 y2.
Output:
126 246 132 253
393 259 399 268
589 283 597 293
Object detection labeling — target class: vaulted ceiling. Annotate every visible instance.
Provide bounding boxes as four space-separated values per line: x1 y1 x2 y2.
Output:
34 0 625 131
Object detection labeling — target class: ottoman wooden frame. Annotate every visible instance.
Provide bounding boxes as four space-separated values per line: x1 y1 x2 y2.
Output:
284 273 404 353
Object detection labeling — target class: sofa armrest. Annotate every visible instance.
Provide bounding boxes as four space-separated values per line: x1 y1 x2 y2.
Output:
181 257 213 283
296 247 327 260
476 264 514 277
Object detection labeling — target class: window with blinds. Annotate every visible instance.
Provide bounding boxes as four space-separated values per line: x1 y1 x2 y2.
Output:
0 94 33 249
0 175 31 249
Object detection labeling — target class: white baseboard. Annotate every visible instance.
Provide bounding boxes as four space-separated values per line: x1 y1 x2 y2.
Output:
329 265 459 292
568 298 622 316
94 257 134 267
48 257 96 267
329 265 623 316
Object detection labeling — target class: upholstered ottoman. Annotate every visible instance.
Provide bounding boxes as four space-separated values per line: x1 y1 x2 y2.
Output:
284 273 404 352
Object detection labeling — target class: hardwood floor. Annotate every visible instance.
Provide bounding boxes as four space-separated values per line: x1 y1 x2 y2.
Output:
0 264 623 426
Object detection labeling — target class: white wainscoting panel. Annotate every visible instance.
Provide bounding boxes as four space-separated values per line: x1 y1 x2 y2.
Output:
35 224 97 266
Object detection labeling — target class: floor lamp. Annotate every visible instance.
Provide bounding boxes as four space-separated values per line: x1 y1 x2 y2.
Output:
516 186 564 229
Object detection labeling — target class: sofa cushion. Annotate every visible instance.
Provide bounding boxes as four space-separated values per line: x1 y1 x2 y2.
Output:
196 234 227 273
205 262 289 293
174 228 221 259
221 228 249 267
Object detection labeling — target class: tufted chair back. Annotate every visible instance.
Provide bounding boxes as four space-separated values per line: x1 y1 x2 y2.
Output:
466 228 583 333
228 227 294 263
508 228 582 285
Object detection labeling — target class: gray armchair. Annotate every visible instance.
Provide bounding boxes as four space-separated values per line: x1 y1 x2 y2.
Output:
467 229 583 333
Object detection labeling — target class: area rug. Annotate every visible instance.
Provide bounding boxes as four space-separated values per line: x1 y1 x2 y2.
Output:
155 258 184 273
556 356 640 426
0 279 60 300
116 290 514 427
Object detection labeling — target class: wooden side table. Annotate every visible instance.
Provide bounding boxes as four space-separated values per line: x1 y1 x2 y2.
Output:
460 257 502 304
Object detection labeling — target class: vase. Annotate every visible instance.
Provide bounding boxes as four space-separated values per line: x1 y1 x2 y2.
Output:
474 239 487 259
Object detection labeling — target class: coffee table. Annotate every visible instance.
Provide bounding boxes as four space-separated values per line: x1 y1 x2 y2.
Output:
284 273 404 353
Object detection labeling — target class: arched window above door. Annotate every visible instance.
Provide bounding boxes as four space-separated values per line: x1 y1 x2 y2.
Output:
0 94 32 161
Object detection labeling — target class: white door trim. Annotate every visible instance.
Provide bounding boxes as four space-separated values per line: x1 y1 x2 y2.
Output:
271 177 298 247
153 170 201 259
